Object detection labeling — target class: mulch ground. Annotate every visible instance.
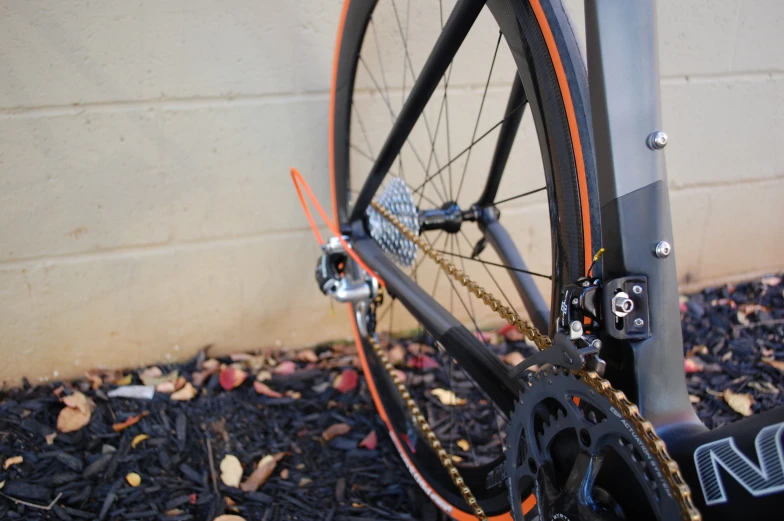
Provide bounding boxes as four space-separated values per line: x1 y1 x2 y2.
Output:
1 274 782 520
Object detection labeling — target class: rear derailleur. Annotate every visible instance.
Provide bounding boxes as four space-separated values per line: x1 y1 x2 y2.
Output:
314 236 380 336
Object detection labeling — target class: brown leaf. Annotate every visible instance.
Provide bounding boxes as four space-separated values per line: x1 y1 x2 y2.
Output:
132 434 149 448
253 381 282 398
126 472 141 487
239 453 286 492
256 370 272 382
322 423 351 441
220 454 243 487
170 382 198 401
3 456 23 469
504 351 525 366
203 358 221 372
156 381 176 394
219 367 248 391
393 369 407 382
689 394 701 404
333 369 358 393
456 439 470 451
723 389 754 417
388 345 407 366
431 388 467 406
116 374 133 386
280 468 289 480
762 276 781 286
408 355 439 370
298 477 312 487
57 392 95 433
214 516 247 521
62 391 92 414
273 360 297 375
358 431 377 450
296 349 319 363
112 410 149 432
763 359 784 372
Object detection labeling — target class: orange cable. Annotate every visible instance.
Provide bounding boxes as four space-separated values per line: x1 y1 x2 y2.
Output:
290 167 385 286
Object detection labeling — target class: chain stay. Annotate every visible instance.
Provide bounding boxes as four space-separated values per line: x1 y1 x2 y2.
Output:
366 200 700 521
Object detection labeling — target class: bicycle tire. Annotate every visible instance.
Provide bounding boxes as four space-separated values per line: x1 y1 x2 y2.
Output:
330 0 600 518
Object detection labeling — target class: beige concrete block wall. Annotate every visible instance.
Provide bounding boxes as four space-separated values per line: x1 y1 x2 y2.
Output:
1 0 782 383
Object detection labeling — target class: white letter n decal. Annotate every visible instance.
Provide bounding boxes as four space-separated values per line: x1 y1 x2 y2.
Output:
695 422 784 505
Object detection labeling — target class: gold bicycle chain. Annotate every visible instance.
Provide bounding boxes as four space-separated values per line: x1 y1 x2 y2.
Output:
365 199 702 521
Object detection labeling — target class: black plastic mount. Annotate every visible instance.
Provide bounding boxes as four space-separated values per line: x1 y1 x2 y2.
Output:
604 276 651 340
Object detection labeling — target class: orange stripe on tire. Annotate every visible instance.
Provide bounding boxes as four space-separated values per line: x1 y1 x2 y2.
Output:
528 0 594 271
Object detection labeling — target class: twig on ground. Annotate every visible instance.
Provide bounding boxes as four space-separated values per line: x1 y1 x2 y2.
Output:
0 491 63 511
206 436 219 495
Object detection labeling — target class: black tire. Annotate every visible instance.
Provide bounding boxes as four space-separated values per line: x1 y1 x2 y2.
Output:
330 0 600 517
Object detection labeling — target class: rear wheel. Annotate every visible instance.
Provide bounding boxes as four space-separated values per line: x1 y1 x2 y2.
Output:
330 0 599 517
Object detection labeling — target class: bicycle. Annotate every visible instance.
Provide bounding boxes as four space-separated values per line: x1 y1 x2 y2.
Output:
299 1 784 519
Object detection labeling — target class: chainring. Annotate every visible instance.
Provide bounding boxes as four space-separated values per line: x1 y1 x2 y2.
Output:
506 367 695 521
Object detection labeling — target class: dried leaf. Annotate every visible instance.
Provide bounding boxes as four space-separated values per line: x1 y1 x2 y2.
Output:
132 434 149 448
298 477 312 487
408 355 439 370
504 351 525 366
683 357 703 373
280 468 289 480
253 381 283 398
284 390 302 400
203 358 221 372
126 472 141 487
3 456 23 469
763 359 784 372
239 453 286 492
762 275 781 286
393 369 407 382
431 388 467 406
450 454 463 463
748 381 780 395
689 395 701 404
139 366 162 383
214 516 247 521
219 367 248 391
44 433 57 445
116 374 133 386
334 369 358 393
322 423 351 441
156 381 176 394
62 391 92 414
388 345 407 366
359 431 378 450
220 454 243 487
170 382 198 401
736 310 751 327
256 370 272 382
273 360 297 375
57 392 95 433
723 389 754 417
296 349 319 363
457 439 470 451
112 410 149 432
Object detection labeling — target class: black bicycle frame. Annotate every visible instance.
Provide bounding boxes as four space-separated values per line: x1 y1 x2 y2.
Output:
345 0 784 518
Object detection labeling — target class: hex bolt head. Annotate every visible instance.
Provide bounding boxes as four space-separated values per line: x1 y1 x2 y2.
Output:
632 285 643 295
647 131 668 150
654 241 672 258
611 292 635 317
591 339 603 349
634 318 644 327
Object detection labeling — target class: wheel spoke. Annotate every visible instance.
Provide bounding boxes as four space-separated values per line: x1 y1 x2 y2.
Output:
431 248 552 279
493 186 547 206
455 31 502 203
411 100 526 197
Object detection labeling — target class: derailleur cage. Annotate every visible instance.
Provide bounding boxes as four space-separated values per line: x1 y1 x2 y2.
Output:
315 236 380 336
